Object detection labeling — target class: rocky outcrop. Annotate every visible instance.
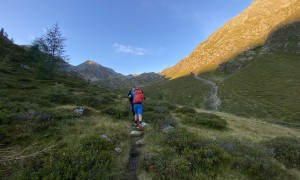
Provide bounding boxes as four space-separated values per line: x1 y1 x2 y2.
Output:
219 21 300 74
261 21 300 54
161 0 300 78
218 49 257 74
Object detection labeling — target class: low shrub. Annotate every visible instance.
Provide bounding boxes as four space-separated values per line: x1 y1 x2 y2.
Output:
219 137 287 179
183 144 230 177
45 83 73 104
144 102 170 114
12 135 119 179
101 106 129 119
164 128 199 154
160 115 177 130
78 94 114 109
262 136 300 169
183 112 228 130
140 150 173 178
142 128 230 178
143 111 164 125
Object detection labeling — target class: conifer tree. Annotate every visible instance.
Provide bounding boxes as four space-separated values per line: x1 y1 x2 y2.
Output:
31 23 68 79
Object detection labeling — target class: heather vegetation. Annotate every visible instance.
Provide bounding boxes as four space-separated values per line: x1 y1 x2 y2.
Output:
137 103 300 179
1 21 300 179
0 28 132 179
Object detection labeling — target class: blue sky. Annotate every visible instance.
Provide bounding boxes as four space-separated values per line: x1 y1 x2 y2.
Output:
0 0 253 75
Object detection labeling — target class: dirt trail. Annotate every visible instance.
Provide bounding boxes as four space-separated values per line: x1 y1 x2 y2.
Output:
123 129 143 180
194 75 221 110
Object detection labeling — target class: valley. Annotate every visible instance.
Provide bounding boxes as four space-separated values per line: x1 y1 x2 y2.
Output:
1 0 300 179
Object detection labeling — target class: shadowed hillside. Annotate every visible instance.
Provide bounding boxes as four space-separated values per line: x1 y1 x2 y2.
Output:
0 32 133 179
199 21 300 125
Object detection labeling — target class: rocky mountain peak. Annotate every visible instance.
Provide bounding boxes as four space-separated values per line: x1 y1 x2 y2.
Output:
84 60 97 65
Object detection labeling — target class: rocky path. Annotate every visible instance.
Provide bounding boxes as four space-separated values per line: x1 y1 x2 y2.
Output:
195 75 221 110
123 128 144 180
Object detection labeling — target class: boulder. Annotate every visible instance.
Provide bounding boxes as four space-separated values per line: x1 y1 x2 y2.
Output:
130 131 143 137
74 106 85 115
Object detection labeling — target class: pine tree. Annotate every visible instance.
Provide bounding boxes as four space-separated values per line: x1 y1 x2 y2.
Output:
31 23 68 79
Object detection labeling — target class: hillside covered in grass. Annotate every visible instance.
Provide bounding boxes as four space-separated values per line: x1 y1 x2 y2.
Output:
142 75 210 108
0 33 134 179
1 19 300 179
218 53 300 124
196 22 300 126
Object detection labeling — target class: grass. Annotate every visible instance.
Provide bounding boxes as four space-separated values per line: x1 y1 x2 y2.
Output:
137 50 300 178
142 75 209 108
192 108 300 142
2 30 300 179
1 102 132 178
0 36 134 178
174 107 228 130
218 53 300 124
139 104 300 179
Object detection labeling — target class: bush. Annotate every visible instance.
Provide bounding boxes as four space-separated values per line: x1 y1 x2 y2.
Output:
142 128 230 179
45 83 72 104
102 106 129 119
164 128 199 154
183 144 230 177
78 94 114 109
143 111 164 125
262 136 300 169
219 137 287 179
144 101 170 114
160 115 177 129
182 112 228 130
11 134 122 179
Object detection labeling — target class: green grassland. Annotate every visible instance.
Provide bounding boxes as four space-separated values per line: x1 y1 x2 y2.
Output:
142 75 210 108
0 76 132 179
218 53 300 125
138 104 300 179
1 30 300 179
137 50 300 178
0 37 133 178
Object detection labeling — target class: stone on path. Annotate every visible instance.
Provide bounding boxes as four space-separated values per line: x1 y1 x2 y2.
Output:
130 131 143 137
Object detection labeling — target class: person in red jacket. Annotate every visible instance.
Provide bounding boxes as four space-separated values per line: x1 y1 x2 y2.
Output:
132 87 144 126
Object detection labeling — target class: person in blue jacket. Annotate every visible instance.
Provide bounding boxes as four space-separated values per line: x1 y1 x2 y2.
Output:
128 86 136 125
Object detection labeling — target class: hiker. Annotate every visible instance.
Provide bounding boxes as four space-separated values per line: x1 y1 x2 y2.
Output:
133 87 144 126
128 86 135 125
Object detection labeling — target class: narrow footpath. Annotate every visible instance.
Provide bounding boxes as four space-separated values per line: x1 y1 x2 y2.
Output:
194 75 221 110
123 127 144 180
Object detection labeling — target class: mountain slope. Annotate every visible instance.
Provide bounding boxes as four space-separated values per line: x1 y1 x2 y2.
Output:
0 33 132 179
218 53 300 124
203 21 300 124
161 0 300 78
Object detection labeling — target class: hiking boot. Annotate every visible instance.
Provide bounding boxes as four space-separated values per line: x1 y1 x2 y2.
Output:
133 121 137 126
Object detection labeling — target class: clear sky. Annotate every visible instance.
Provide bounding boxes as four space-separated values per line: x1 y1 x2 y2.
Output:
0 0 253 75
